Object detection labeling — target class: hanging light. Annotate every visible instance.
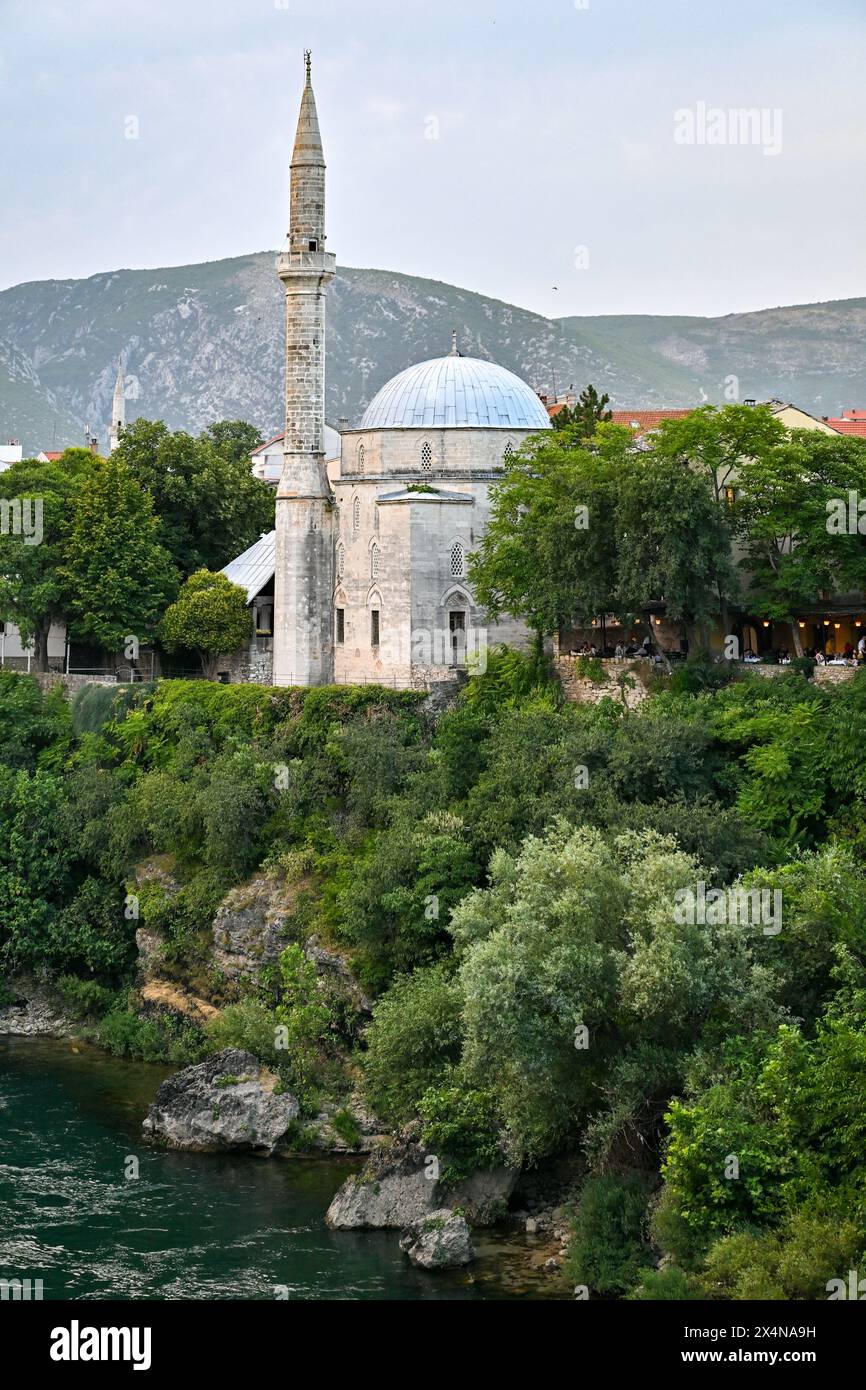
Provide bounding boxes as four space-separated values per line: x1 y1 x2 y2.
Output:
834 622 842 630
798 622 806 629
763 621 771 628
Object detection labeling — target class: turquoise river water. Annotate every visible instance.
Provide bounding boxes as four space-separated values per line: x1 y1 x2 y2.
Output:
0 1036 560 1301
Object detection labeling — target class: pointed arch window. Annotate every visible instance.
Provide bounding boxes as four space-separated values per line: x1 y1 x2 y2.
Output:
371 542 381 581
503 441 515 463
450 541 465 579
352 496 361 537
421 441 433 472
357 443 365 475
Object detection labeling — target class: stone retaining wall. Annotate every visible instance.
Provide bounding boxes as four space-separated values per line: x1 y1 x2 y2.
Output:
555 656 858 707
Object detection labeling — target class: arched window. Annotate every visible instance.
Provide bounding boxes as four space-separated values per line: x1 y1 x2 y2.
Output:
503 441 514 463
357 443 365 474
421 441 433 472
450 541 465 578
337 541 345 578
371 542 381 580
352 496 361 536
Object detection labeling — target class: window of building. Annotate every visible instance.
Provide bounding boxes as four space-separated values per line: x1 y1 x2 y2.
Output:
450 541 465 578
371 610 380 647
336 608 345 645
449 610 466 663
352 496 361 535
723 486 737 507
503 441 514 463
337 542 345 578
309 240 318 252
421 441 433 472
357 444 365 475
371 542 381 580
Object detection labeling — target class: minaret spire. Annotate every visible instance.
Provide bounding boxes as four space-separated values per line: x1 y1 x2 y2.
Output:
273 52 337 688
108 358 125 453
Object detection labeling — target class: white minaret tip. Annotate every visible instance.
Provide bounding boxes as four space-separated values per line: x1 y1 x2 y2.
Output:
109 359 125 452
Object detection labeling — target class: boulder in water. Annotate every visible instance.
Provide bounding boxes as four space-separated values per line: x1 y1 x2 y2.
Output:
399 1210 475 1270
142 1049 298 1155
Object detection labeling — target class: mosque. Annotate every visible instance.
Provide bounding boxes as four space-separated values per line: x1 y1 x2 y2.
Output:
223 53 551 689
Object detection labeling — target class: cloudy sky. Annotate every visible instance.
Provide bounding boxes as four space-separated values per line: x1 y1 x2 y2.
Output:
1 0 864 318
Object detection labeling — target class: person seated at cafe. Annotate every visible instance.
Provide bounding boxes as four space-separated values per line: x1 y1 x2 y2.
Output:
614 641 626 660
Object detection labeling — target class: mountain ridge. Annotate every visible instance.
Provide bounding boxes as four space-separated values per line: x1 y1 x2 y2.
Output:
2 254 865 453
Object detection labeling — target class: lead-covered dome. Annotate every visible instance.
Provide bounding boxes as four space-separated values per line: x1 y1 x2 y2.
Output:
360 353 552 431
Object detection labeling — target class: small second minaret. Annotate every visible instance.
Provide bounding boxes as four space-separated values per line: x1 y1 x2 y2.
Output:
272 51 336 688
108 360 125 453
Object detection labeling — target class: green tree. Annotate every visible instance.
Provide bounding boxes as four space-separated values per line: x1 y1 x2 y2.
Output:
200 420 264 466
736 432 866 655
161 570 252 678
114 419 274 576
469 429 626 640
616 455 735 652
62 457 177 655
0 450 93 669
551 384 613 437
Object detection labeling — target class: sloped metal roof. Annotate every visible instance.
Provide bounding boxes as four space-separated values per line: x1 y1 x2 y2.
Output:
360 355 553 431
221 530 275 603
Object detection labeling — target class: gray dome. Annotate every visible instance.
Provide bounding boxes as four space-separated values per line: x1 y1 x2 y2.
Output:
360 354 552 431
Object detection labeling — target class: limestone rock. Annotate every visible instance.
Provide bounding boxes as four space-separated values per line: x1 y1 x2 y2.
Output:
305 1094 384 1153
304 934 373 1023
133 857 182 983
399 1210 475 1271
142 1049 298 1154
210 877 298 986
325 1137 517 1230
0 979 74 1038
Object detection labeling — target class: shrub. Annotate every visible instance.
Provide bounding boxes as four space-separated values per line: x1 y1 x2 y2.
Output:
627 1266 706 1300
363 964 464 1124
418 1081 502 1186
566 1175 655 1296
95 1005 205 1064
56 975 116 1020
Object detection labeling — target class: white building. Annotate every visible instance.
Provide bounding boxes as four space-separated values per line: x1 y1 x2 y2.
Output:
0 441 23 473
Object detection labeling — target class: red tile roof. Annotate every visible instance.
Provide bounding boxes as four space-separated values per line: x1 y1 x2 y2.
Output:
547 404 693 434
826 419 866 437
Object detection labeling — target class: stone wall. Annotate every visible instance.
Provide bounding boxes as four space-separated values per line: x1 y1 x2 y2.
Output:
555 655 858 708
33 672 117 696
555 658 650 709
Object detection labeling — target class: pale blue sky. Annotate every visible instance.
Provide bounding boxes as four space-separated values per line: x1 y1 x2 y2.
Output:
1 0 864 316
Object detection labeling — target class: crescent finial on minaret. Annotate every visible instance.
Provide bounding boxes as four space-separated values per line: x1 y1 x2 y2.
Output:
305 49 312 84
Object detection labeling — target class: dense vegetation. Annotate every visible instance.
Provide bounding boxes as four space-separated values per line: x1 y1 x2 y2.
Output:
2 646 866 1298
0 421 273 671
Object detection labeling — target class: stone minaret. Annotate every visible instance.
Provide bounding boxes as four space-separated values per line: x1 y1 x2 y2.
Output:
273 51 336 687
108 360 125 453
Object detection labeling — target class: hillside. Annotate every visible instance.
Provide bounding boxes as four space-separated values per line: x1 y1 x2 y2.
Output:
1 253 865 453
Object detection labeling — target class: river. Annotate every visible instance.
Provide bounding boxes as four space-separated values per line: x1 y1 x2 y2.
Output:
0 1037 562 1301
